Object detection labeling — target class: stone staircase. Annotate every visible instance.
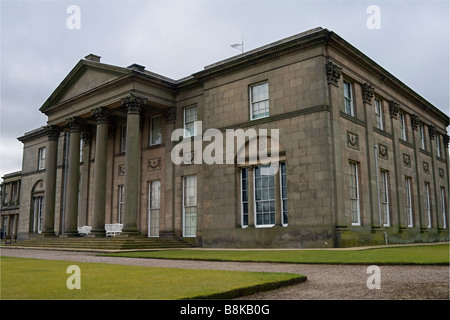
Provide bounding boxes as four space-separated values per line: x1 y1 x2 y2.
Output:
5 235 194 251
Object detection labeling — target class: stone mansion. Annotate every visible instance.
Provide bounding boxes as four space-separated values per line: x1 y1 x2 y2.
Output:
1 27 449 247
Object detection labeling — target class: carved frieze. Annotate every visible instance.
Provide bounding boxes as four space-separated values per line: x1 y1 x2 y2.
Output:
423 162 429 174
347 132 359 150
118 164 125 176
403 154 411 167
378 144 388 160
148 158 161 171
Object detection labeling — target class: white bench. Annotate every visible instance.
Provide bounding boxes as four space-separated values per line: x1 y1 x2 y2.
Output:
105 224 123 237
77 226 92 236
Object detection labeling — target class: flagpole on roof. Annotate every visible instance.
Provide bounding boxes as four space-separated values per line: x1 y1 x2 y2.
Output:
230 36 244 53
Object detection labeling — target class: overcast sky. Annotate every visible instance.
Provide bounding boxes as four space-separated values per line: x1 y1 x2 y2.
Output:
1 0 449 179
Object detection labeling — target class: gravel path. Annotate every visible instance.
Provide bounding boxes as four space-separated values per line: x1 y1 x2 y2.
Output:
1 248 449 300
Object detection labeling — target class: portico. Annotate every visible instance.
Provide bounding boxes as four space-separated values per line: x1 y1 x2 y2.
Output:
38 55 177 237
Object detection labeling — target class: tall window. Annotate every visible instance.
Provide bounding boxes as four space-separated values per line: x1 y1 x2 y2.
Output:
419 124 426 150
344 80 354 116
374 98 384 130
349 162 360 225
254 164 276 227
399 113 407 141
184 106 197 138
424 182 432 228
120 125 127 152
405 177 413 227
183 175 197 237
150 116 162 146
38 147 46 170
241 168 249 228
118 185 124 224
32 196 44 233
280 162 288 226
436 134 442 157
250 82 269 120
441 187 447 229
380 170 390 226
148 180 161 237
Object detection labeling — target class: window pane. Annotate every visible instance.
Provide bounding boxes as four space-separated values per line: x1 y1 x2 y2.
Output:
254 164 275 226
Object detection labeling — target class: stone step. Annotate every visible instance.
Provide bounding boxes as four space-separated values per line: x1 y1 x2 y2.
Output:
8 236 194 250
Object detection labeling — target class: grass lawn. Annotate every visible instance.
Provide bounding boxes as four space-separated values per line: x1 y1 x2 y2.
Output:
103 244 450 265
0 257 305 300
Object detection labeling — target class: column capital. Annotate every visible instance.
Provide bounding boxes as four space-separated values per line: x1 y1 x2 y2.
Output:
428 125 437 139
325 61 342 86
164 107 177 124
81 132 92 146
122 94 146 114
410 114 420 131
44 125 61 141
92 107 109 124
389 100 399 119
66 117 81 133
443 134 449 148
361 83 374 104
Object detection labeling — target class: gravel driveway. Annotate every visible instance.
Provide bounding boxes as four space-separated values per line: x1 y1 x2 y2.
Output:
1 248 448 300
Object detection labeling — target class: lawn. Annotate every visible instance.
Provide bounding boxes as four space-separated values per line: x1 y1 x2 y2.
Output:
0 257 305 300
103 244 450 265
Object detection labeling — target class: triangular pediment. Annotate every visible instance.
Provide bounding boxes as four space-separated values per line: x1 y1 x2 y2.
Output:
40 59 131 112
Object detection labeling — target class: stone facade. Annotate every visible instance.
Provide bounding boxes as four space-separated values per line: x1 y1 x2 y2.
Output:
3 27 449 247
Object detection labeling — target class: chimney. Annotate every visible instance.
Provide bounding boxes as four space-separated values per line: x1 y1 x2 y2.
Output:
127 63 145 72
84 54 101 62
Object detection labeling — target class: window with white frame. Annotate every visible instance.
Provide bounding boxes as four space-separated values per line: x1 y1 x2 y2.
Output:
399 113 407 141
241 168 249 228
344 80 354 116
148 180 161 237
183 175 197 237
250 82 269 120
349 161 360 225
184 106 197 138
120 125 127 152
254 164 276 227
424 182 432 228
118 185 124 224
280 162 288 226
436 134 442 158
440 187 447 229
380 170 390 226
32 196 44 233
405 177 413 227
419 124 426 150
38 147 46 170
150 116 162 146
374 98 384 130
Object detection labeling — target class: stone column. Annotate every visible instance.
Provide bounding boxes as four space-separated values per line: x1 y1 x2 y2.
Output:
389 100 405 229
325 61 347 230
411 114 425 230
64 117 81 235
163 107 176 237
361 83 380 229
122 94 145 234
91 107 109 235
429 125 444 229
42 125 60 236
80 132 91 226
